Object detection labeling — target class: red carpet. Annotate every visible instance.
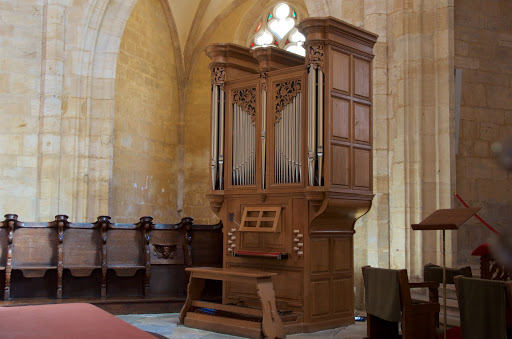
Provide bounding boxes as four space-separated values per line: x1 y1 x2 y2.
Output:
0 303 157 338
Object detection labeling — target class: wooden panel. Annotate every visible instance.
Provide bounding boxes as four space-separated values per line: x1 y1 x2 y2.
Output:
353 148 371 189
13 228 57 267
332 237 352 272
240 232 261 249
310 238 330 274
264 267 302 302
311 280 330 317
63 229 101 267
331 145 350 187
332 98 350 140
331 51 350 93
107 231 143 266
354 58 370 98
225 263 259 299
333 278 353 314
354 103 370 144
262 230 286 249
189 226 223 267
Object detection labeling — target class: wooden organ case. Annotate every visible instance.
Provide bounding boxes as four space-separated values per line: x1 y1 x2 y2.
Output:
206 17 377 333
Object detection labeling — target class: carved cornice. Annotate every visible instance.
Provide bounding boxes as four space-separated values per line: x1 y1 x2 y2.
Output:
275 79 302 121
306 44 324 70
233 87 257 123
211 67 226 88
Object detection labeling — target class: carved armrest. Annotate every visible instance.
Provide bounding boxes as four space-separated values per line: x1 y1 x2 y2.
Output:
410 281 440 304
410 282 440 289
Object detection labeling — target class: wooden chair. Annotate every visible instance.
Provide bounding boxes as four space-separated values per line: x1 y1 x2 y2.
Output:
106 218 149 297
454 275 512 339
62 216 109 298
362 266 440 339
10 215 64 299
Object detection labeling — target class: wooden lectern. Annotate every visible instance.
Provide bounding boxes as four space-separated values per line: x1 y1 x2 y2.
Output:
193 17 379 335
411 207 480 338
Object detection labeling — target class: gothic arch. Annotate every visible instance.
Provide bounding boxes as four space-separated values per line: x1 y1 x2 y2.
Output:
62 0 182 220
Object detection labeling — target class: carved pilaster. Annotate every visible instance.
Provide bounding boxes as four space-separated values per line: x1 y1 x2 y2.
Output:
306 44 325 71
261 72 268 92
53 214 69 299
93 215 111 298
3 214 17 300
211 67 226 88
136 216 154 297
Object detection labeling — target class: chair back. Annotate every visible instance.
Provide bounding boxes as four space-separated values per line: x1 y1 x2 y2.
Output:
454 276 512 339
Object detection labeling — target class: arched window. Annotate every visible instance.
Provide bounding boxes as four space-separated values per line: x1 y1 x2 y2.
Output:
249 3 306 57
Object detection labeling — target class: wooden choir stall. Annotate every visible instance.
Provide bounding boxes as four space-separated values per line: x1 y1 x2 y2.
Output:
180 17 378 337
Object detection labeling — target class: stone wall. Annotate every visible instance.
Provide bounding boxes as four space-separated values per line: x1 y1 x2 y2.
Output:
455 0 512 265
0 1 43 220
112 0 180 223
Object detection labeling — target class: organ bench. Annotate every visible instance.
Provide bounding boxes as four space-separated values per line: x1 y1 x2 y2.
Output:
179 267 285 339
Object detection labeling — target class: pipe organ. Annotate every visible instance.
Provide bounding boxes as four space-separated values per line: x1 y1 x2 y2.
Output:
206 17 377 334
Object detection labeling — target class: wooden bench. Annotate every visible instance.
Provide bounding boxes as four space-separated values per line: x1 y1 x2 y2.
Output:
179 267 285 339
0 214 223 314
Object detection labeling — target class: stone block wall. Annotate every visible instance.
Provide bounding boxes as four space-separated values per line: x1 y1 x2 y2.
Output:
0 1 43 220
455 0 512 264
112 0 180 223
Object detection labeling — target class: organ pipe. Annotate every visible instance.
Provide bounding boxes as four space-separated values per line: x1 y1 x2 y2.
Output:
218 89 225 190
274 92 302 184
232 103 256 186
261 88 266 189
307 66 316 186
317 70 324 186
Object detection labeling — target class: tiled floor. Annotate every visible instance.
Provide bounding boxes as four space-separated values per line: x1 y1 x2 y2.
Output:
118 313 367 339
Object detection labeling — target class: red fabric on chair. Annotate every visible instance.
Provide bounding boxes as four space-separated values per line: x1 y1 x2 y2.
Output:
437 327 461 339
0 303 156 338
471 243 490 256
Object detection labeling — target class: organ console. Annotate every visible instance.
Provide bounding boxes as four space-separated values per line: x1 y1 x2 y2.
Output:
206 17 378 334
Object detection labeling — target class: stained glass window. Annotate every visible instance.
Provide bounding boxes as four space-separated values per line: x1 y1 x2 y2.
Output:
250 3 306 57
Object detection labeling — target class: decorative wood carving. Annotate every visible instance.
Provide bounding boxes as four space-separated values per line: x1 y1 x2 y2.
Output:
136 216 153 297
54 214 68 299
153 244 177 259
93 215 111 299
306 44 325 70
274 79 302 121
261 73 268 92
3 214 16 300
233 87 256 123
211 67 226 88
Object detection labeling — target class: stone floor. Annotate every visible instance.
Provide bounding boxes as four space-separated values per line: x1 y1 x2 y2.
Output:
118 313 367 338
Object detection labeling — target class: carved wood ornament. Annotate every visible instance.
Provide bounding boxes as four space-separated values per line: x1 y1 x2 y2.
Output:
306 44 325 71
274 79 302 122
233 87 257 124
261 73 268 92
211 67 226 88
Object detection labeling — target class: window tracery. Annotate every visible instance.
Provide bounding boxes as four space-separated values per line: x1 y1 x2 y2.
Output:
250 3 306 57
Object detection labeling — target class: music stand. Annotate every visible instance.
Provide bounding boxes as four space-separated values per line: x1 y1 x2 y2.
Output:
412 207 480 338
